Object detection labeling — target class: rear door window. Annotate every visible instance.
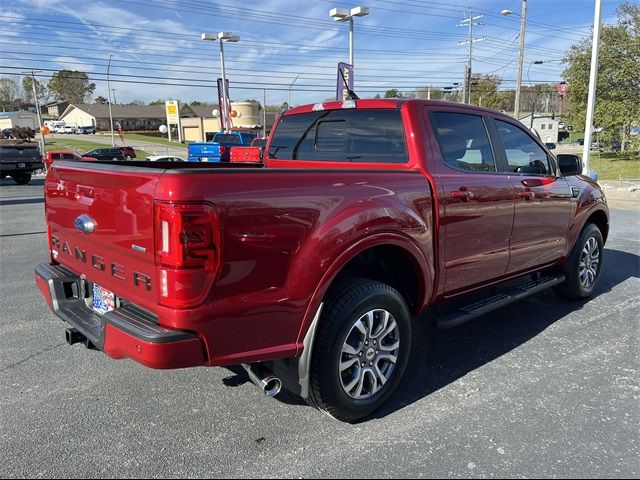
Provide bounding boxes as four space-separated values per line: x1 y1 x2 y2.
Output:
431 112 496 173
268 109 407 163
61 153 75 160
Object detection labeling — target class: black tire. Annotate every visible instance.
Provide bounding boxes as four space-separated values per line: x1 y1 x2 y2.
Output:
12 172 31 185
555 223 604 299
309 278 411 422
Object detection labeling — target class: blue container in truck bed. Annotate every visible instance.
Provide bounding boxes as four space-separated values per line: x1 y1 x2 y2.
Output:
188 131 258 162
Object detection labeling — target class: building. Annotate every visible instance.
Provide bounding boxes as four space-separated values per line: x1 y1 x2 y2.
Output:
58 102 277 140
180 102 276 142
59 103 196 131
0 111 39 130
42 101 70 118
520 114 561 144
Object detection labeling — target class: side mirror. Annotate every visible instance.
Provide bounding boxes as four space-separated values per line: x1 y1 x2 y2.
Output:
557 154 582 176
259 146 265 161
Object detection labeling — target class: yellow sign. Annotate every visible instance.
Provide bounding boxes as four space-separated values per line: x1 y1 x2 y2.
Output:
165 101 179 124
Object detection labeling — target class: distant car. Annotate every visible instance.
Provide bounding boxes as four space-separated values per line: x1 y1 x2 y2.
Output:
544 142 557 150
61 126 75 134
578 139 585 146
81 148 126 161
590 142 602 152
117 146 136 160
74 126 96 134
44 151 97 168
144 155 186 162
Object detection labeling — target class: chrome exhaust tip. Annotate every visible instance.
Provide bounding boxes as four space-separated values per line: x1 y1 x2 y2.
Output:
242 363 282 397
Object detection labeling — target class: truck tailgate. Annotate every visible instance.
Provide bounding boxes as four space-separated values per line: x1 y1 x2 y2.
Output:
45 162 162 312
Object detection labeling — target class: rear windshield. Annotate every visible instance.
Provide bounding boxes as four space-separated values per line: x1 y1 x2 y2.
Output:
267 109 407 163
212 133 242 144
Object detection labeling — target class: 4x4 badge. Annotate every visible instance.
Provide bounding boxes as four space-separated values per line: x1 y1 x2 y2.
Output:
74 215 96 234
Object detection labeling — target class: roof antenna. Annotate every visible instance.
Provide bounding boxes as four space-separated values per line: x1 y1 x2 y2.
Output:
339 65 359 100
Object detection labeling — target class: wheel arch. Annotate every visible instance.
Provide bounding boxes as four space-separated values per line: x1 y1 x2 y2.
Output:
296 233 432 352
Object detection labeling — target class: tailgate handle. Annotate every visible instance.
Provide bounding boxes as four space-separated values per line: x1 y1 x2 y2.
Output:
75 185 95 198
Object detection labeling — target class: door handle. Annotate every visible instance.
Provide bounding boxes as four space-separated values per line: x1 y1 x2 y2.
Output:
451 190 474 201
518 191 535 201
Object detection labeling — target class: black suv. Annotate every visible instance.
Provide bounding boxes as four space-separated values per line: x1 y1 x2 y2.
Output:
82 148 126 161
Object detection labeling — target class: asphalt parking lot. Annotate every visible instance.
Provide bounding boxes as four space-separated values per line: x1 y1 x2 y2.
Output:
1 177 638 478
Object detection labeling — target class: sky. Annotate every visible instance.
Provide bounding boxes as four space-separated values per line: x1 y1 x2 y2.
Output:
0 0 624 107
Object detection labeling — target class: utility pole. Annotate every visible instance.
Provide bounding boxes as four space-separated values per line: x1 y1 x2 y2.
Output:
112 88 118 105
514 0 528 119
107 55 115 147
28 70 45 155
457 10 485 105
582 0 603 176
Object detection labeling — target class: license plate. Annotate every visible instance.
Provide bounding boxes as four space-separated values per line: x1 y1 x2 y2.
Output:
17 163 25 168
92 283 116 314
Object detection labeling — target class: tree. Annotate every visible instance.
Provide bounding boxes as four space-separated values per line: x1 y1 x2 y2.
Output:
48 70 96 103
0 76 22 105
22 76 49 104
95 96 109 104
128 99 145 105
563 2 640 151
469 74 508 110
149 98 167 105
383 89 403 98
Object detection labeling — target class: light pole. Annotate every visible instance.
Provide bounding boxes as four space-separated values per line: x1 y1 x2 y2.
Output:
582 0 603 177
202 31 240 133
106 55 115 147
502 0 527 119
288 74 300 109
329 6 370 69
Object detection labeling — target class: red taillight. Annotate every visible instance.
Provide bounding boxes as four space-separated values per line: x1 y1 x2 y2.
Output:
154 202 221 308
219 146 228 159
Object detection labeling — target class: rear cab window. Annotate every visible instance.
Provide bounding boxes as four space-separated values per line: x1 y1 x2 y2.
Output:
430 111 497 173
268 109 408 163
212 133 242 144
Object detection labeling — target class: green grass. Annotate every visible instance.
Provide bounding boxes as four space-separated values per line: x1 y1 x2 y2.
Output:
44 139 147 158
103 133 181 147
589 152 640 180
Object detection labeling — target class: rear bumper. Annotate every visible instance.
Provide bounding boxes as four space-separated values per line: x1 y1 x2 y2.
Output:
35 263 206 369
0 162 44 173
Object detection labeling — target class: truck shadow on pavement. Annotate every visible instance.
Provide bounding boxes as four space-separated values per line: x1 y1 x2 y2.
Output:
225 248 639 420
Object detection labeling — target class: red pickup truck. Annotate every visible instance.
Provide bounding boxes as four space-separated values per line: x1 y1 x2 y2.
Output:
35 99 609 422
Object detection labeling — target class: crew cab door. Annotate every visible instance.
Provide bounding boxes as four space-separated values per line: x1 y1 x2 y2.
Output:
489 118 573 274
427 109 516 294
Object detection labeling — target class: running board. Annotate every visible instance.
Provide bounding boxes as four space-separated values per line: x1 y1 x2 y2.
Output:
433 275 565 330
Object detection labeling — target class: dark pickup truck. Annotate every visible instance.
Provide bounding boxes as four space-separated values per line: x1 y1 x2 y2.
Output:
0 141 43 184
35 99 609 422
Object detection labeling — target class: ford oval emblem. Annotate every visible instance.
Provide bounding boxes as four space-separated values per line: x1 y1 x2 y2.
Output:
74 215 96 234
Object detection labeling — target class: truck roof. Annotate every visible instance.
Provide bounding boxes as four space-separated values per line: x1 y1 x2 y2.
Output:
284 98 512 119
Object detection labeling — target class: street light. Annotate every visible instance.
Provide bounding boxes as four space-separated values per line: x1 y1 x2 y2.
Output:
106 55 115 147
329 6 370 68
202 31 240 132
502 0 527 119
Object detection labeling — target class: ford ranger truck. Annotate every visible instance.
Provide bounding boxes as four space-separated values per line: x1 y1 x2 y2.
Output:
35 99 609 422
